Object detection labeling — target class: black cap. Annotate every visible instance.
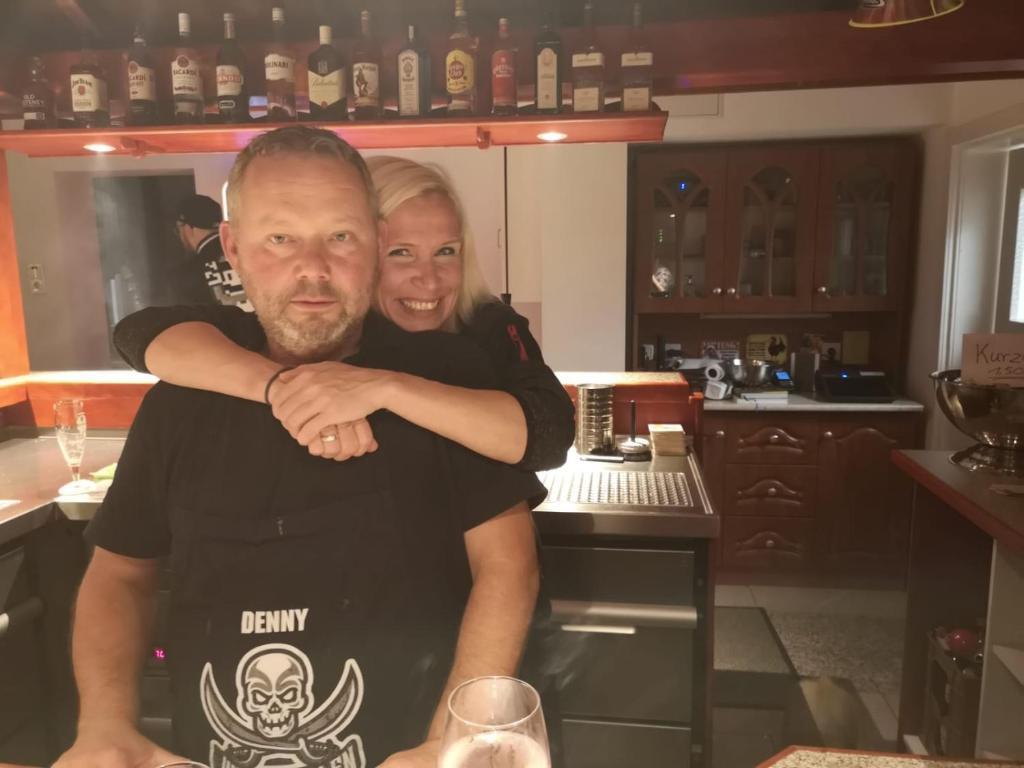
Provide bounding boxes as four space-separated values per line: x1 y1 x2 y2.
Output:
176 194 223 229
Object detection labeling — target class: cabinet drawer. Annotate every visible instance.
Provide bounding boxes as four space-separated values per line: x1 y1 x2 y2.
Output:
562 719 691 768
721 516 816 571
725 465 817 518
712 417 819 465
541 546 695 606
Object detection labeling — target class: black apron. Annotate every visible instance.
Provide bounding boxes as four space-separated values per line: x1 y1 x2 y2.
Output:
165 465 460 768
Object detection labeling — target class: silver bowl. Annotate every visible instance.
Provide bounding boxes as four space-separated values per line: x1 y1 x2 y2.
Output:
723 359 773 387
931 369 1024 450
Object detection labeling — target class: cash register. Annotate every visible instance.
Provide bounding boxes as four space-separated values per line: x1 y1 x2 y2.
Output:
814 368 896 403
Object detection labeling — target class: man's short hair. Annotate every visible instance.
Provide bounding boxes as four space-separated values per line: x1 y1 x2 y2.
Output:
176 194 223 229
225 126 377 222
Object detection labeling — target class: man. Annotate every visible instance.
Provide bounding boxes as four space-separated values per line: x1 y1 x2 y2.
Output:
175 194 252 311
55 127 544 768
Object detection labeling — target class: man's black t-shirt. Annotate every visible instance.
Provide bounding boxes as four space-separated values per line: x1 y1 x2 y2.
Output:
86 314 547 768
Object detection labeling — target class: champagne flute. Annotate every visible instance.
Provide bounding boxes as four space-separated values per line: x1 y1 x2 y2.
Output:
53 399 93 495
439 676 550 768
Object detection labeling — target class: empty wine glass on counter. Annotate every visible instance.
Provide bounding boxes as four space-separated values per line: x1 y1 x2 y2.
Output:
53 398 93 495
440 676 550 768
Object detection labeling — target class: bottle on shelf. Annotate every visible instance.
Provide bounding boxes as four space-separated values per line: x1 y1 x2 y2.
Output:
308 25 347 121
22 56 56 130
70 36 110 128
351 10 382 120
265 7 296 121
397 25 431 118
217 12 249 123
171 12 204 124
126 24 158 126
445 0 477 117
490 17 517 116
534 9 562 114
571 1 604 113
621 1 654 112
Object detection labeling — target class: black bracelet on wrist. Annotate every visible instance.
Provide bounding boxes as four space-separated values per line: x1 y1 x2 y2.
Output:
264 366 296 405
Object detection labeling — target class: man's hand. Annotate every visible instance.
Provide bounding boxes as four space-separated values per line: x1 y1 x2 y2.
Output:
52 721 183 768
377 739 440 768
306 419 379 462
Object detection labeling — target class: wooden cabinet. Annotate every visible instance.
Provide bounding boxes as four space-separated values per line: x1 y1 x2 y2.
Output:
702 410 921 585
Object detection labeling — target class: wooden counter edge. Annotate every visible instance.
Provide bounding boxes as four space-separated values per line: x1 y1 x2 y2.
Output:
758 744 1024 766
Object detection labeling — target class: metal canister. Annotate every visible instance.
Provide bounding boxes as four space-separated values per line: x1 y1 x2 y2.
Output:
575 384 614 454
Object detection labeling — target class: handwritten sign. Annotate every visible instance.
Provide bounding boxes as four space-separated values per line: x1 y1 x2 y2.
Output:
962 333 1024 385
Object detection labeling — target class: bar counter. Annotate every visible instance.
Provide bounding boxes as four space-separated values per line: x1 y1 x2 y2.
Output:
759 746 1024 767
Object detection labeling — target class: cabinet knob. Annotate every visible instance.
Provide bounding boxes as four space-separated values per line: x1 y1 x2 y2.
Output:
711 287 722 296
767 487 778 497
822 431 834 439
769 433 780 443
765 538 776 549
726 287 737 297
715 430 726 438
817 286 828 295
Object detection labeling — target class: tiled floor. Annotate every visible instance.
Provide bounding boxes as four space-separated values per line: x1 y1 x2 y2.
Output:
715 585 906 748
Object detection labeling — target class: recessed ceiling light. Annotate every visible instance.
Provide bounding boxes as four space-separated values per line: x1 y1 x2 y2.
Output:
537 131 567 143
84 143 116 153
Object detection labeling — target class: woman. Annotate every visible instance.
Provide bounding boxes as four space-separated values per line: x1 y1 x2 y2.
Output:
114 156 575 471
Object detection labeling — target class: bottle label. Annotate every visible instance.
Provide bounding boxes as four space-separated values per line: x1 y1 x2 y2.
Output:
309 69 345 108
446 49 475 96
491 51 516 107
352 62 380 106
536 47 558 109
216 65 244 96
70 73 108 113
572 52 604 68
621 52 654 67
128 62 156 101
622 86 651 111
265 54 295 83
573 86 600 112
171 55 202 97
397 50 422 116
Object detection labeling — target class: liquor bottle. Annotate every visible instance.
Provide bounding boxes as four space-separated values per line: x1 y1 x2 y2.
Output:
70 37 110 128
171 13 204 124
217 12 249 123
351 10 381 120
397 25 430 118
534 9 562 114
571 1 604 113
22 57 56 129
126 25 158 125
490 17 516 116
265 7 296 121
308 25 347 121
621 2 653 112
445 0 477 116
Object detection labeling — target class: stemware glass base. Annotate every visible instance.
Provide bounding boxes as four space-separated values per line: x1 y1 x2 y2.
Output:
58 478 99 496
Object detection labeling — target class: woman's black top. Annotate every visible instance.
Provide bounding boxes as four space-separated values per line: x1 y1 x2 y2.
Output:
112 300 576 471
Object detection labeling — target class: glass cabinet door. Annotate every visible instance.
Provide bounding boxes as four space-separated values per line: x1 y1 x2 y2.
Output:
736 167 798 300
828 165 893 299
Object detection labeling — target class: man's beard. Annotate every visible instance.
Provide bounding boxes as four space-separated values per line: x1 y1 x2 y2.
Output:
246 278 369 362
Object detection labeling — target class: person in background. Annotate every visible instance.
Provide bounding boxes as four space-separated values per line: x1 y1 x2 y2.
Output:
114 157 574 471
174 193 252 311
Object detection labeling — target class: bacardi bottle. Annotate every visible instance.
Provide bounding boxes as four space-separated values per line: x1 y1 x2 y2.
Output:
397 25 431 118
571 1 604 113
217 13 248 123
490 18 516 116
70 38 110 128
621 2 654 112
534 9 562 114
351 10 381 120
445 0 477 117
308 25 346 120
171 13 204 124
22 57 55 129
265 7 296 121
126 25 158 125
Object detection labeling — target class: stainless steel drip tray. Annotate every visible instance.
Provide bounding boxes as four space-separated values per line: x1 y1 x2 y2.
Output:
537 469 694 511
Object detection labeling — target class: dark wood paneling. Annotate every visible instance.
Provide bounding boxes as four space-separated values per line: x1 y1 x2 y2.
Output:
724 415 818 466
721 515 816 572
725 464 817 518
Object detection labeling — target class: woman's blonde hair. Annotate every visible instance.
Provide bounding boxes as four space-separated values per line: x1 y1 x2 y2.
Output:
367 155 492 330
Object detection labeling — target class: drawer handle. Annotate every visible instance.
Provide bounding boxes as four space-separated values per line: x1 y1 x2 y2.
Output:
715 430 726 438
0 596 44 639
765 539 776 549
551 600 698 630
560 624 637 636
822 431 834 439
769 434 780 443
767 487 778 497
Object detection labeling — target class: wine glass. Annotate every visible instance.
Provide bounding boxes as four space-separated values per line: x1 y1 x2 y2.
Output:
53 399 93 495
439 676 550 768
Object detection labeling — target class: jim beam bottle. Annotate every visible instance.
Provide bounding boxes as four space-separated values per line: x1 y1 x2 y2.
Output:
621 2 653 112
490 18 516 116
534 9 562 114
126 25 158 125
217 13 248 123
445 0 477 116
22 57 56 129
265 7 296 121
308 25 346 120
171 13 204 124
351 10 381 120
571 1 604 113
70 38 110 128
397 25 431 118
